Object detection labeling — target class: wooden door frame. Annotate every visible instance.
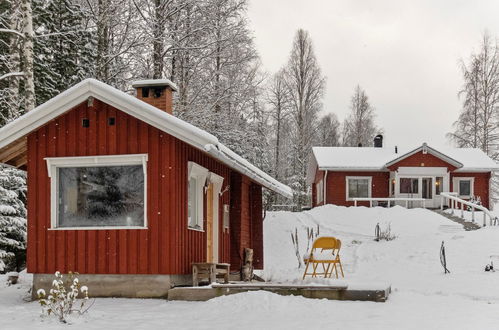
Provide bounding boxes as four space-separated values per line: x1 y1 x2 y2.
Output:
207 173 224 263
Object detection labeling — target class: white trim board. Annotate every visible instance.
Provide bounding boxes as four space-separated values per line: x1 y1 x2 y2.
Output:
345 176 372 201
45 154 148 230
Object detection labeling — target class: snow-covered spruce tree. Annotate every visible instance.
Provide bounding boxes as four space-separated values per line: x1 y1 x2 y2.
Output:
283 29 326 210
0 165 27 273
342 85 381 147
33 0 95 105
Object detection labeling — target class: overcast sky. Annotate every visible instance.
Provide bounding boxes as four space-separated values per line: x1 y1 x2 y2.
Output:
247 0 499 150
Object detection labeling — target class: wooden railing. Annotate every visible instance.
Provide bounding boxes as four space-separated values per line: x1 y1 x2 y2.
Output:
353 197 426 208
440 192 497 227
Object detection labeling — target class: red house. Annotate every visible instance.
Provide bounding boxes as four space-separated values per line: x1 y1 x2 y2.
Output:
309 137 498 209
0 79 292 297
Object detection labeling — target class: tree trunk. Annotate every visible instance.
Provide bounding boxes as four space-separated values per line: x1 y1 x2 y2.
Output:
21 0 35 111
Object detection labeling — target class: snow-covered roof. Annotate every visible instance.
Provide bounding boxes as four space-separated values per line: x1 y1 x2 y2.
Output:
131 79 178 92
0 78 292 198
308 144 499 183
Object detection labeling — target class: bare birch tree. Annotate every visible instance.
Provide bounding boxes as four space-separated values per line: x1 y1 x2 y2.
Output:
316 113 340 147
284 29 326 209
342 85 379 147
449 32 499 159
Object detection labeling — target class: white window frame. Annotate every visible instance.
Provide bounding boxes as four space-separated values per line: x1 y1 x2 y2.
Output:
399 177 420 195
316 179 324 204
188 161 209 231
345 176 372 201
45 154 148 230
453 177 474 198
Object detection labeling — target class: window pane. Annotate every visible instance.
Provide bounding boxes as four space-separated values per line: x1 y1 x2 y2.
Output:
58 165 144 227
435 177 443 195
459 180 471 196
348 179 369 198
400 178 418 194
188 177 198 227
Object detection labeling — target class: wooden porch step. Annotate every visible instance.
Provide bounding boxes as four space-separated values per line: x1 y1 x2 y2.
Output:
192 263 230 286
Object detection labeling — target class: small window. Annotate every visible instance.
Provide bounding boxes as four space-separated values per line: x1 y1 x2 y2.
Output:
435 177 443 195
459 180 471 197
400 178 418 194
316 179 324 204
45 154 148 229
188 162 208 230
346 177 371 199
223 204 230 229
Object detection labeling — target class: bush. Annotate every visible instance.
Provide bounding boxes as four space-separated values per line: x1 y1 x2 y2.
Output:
375 222 397 241
37 271 91 324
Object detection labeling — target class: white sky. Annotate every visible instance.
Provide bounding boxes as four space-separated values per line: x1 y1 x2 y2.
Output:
247 0 499 150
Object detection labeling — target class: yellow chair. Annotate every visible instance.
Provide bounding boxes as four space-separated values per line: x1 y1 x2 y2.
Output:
302 237 344 279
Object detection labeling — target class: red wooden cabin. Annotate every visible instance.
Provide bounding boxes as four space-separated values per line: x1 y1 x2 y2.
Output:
0 79 291 297
308 137 498 209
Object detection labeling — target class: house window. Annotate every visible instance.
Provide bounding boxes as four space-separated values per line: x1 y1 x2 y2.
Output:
316 179 324 204
454 177 474 198
223 204 230 230
400 178 419 194
435 177 443 195
45 154 148 229
188 162 208 231
346 177 371 199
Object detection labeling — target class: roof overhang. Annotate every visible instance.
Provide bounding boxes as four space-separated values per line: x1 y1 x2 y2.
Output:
0 79 292 198
385 143 463 169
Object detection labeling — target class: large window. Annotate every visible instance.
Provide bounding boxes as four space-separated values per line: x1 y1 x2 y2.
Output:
46 154 148 229
454 177 473 197
400 178 419 194
346 177 371 199
188 162 208 230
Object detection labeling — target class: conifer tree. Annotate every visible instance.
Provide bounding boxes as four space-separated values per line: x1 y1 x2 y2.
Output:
0 165 27 273
33 0 95 105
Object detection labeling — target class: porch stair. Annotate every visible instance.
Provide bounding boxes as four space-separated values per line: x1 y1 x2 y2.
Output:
432 210 481 231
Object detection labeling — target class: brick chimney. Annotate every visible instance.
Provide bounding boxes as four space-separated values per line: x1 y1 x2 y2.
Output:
132 79 178 114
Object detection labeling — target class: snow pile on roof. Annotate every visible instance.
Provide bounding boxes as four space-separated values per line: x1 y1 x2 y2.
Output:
0 78 292 198
312 145 499 173
131 79 178 91
438 147 499 171
312 147 398 171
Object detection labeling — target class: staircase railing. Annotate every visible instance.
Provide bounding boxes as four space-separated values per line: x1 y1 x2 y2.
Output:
440 192 497 227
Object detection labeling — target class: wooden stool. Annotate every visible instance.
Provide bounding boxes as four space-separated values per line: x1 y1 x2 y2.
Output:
192 263 230 286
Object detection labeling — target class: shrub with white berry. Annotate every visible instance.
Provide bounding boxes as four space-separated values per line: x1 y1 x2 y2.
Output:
37 271 91 323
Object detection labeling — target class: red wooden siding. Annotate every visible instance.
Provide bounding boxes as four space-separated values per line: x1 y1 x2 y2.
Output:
450 172 491 209
387 151 458 172
26 99 263 275
322 171 390 207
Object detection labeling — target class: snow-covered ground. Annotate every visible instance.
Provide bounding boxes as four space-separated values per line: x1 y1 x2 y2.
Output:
2 205 499 329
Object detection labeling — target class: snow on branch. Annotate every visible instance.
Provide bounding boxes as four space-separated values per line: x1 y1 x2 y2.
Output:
0 28 24 38
0 72 25 81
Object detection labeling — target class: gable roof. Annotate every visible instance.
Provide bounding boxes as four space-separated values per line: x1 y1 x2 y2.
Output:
308 143 499 183
0 78 292 198
385 143 463 168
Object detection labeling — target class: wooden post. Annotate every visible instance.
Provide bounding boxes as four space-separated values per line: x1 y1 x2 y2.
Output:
192 265 199 287
242 248 254 281
369 200 373 208
354 200 357 207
